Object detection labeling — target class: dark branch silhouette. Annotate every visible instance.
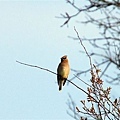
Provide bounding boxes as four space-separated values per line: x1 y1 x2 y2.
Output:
16 61 93 96
74 27 93 71
16 60 57 75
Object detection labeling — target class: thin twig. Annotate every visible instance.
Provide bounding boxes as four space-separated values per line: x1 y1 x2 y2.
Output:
74 27 93 71
16 60 57 75
73 74 92 88
16 60 90 95
100 62 111 77
16 60 92 97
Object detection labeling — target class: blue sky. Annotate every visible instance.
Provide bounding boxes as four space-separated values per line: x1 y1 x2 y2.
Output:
0 1 82 119
0 1 119 119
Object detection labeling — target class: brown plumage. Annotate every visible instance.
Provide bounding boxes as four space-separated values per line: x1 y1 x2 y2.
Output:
57 55 70 91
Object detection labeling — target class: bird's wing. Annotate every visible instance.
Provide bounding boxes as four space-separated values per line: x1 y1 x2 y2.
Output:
57 63 61 85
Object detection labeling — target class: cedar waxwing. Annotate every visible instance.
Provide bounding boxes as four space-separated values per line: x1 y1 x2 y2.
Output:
57 55 70 91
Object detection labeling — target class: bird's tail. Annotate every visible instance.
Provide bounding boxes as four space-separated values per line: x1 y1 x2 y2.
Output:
59 80 63 91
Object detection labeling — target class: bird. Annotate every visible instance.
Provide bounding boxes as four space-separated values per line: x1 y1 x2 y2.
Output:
57 55 70 91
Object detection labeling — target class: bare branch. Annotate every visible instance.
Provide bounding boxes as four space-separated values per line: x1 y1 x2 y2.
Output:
16 60 94 97
74 27 93 71
16 60 57 75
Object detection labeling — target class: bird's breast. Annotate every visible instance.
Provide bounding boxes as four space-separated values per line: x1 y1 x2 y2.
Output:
60 66 69 78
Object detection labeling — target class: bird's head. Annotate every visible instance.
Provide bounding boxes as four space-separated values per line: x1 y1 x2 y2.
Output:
61 55 68 62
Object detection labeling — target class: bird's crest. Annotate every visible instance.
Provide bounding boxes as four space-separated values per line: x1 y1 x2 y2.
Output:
61 55 67 60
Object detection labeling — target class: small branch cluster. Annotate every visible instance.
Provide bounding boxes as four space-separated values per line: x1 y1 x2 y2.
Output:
59 0 120 28
66 27 120 120
66 64 120 120
76 65 120 120
75 65 120 120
